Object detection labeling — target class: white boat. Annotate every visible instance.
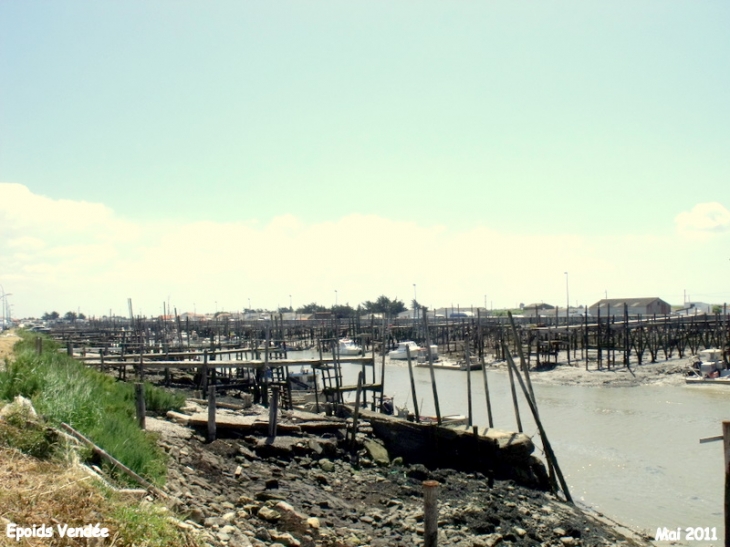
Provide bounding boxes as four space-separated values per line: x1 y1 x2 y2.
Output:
337 338 363 356
288 369 319 391
388 341 421 360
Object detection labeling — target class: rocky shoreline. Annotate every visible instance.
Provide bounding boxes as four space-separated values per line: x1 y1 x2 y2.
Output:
150 401 653 547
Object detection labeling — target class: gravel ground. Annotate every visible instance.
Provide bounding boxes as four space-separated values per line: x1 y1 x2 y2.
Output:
148 406 653 547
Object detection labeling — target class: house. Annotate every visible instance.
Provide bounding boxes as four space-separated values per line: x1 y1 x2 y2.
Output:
588 297 671 317
523 303 556 318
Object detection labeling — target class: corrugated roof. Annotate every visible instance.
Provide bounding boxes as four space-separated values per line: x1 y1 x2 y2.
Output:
589 297 668 308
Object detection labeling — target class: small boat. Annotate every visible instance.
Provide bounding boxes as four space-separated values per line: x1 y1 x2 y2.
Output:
337 338 363 356
288 369 319 391
388 341 421 360
417 345 440 363
686 348 729 384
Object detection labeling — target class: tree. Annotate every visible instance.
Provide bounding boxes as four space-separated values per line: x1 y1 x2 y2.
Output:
42 311 60 321
64 311 78 322
362 295 406 316
297 302 327 314
331 304 355 319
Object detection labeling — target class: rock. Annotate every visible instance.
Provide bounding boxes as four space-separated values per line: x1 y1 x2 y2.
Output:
553 527 567 536
254 527 271 541
257 506 281 522
318 458 335 472
560 537 576 546
265 478 279 489
363 439 390 466
306 517 321 529
270 531 301 547
188 508 206 525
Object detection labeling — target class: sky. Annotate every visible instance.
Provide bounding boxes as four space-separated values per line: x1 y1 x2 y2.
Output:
1 1 729 319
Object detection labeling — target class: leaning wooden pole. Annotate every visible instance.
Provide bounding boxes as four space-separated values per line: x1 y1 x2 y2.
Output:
465 336 473 428
405 345 420 422
60 423 167 499
422 307 441 425
722 422 730 545
503 343 573 504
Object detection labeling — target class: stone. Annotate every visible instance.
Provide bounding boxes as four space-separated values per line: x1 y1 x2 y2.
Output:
560 538 576 546
188 508 206 525
257 506 281 522
363 439 390 466
306 517 321 529
318 458 335 472
270 531 301 547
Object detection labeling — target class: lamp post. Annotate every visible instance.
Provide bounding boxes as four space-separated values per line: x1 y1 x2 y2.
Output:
335 290 338 307
0 284 11 327
564 272 569 324
413 284 418 320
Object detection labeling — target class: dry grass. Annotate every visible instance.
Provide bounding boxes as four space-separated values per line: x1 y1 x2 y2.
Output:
0 447 107 546
0 445 200 547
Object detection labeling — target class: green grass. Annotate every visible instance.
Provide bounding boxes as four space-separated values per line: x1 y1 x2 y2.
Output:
0 332 185 484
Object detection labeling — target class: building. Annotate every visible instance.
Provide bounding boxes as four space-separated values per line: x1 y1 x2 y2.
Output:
588 297 671 317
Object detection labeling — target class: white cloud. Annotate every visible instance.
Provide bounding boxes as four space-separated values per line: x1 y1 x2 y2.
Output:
2 183 728 318
675 202 730 240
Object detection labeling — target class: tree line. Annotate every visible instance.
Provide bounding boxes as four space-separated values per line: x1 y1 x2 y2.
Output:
285 295 415 319
41 311 86 322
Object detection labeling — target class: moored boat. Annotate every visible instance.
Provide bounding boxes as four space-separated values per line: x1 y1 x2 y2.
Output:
337 338 363 356
685 348 729 384
388 341 421 360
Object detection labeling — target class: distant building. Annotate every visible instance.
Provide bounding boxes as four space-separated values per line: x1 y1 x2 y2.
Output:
588 297 671 317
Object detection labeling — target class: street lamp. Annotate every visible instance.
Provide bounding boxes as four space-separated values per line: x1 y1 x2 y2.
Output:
413 284 417 320
564 272 570 323
335 290 338 307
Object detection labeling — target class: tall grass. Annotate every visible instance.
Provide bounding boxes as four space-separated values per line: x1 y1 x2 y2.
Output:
0 333 185 484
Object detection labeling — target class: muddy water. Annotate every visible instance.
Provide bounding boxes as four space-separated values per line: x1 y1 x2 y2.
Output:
327 360 725 546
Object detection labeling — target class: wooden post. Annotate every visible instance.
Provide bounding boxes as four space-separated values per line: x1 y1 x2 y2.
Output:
67 341 72 357
422 308 441 425
506 352 523 433
481 356 494 429
201 350 208 397
315 342 322 413
423 480 439 547
503 343 572 503
406 345 420 422
208 368 216 442
465 336 473 428
135 383 145 429
350 372 364 454
379 317 387 411
722 421 730 545
268 386 280 438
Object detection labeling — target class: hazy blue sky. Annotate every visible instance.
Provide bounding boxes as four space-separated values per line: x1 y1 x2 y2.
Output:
1 1 729 317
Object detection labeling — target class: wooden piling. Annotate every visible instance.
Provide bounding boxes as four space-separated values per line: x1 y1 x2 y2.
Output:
465 336 473 428
208 368 216 441
423 480 439 547
722 421 730 545
405 345 420 422
268 386 279 438
135 382 145 430
503 343 572 503
350 372 364 454
422 308 441 425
